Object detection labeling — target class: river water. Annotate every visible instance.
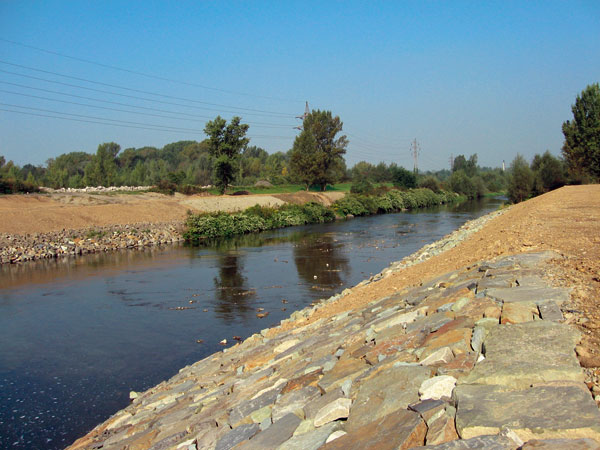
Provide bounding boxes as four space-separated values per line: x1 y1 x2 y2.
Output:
0 197 504 449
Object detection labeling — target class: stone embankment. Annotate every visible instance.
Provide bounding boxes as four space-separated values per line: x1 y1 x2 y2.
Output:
69 245 600 449
0 222 183 264
39 185 153 193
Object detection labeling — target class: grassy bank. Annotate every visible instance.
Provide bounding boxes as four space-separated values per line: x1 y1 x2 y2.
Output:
184 188 461 243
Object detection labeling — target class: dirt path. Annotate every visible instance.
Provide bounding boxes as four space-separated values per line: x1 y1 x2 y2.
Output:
0 191 345 235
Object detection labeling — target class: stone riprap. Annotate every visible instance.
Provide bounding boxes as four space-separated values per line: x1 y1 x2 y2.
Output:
0 222 183 264
68 250 600 449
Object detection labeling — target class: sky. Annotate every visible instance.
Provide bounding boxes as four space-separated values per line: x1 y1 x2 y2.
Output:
0 1 599 171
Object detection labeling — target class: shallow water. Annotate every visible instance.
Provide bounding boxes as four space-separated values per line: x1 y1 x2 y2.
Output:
0 197 504 448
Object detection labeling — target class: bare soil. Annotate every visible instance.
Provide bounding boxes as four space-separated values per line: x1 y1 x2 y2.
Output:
0 191 344 235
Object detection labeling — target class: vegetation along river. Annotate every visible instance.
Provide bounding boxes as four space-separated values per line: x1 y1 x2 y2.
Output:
0 196 504 449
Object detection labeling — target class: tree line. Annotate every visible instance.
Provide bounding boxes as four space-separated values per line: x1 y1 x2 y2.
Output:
2 83 598 200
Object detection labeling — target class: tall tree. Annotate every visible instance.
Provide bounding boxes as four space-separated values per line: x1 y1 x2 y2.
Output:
562 83 600 179
204 116 249 194
84 142 120 187
289 110 348 191
508 154 533 203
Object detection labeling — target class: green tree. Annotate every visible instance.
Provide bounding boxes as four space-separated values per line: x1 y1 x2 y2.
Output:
507 154 533 203
204 116 249 194
84 142 120 186
391 166 417 189
562 83 600 179
289 110 348 191
531 151 566 194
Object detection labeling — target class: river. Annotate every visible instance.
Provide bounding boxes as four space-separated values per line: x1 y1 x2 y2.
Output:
0 196 504 449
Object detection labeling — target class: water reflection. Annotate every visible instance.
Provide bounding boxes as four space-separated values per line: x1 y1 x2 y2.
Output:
212 251 255 322
293 233 350 293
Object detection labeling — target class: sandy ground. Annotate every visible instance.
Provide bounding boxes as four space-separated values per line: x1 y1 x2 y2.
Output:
269 185 600 375
0 191 345 235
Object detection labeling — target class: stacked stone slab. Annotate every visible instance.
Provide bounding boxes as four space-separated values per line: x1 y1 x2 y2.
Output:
68 251 600 450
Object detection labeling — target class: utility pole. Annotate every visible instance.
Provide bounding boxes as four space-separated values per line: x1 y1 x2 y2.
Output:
410 138 420 174
294 101 310 130
449 154 454 171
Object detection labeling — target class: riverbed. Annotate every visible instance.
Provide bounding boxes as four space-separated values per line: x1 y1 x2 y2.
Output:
0 197 504 449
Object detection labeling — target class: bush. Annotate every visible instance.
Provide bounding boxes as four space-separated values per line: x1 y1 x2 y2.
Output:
418 176 441 193
507 154 533 203
0 178 40 194
350 179 374 194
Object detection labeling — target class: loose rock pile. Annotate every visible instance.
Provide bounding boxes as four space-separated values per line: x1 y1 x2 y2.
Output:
69 251 600 449
0 222 183 264
39 185 153 193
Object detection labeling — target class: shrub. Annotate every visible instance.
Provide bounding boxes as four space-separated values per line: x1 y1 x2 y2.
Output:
350 179 374 194
418 176 441 193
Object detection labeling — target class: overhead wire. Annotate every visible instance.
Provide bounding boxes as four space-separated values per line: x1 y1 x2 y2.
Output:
0 61 296 117
0 37 304 103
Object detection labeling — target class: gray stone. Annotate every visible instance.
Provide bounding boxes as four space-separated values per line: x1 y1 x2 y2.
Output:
462 321 583 388
413 432 521 449
272 386 320 422
229 387 280 426
277 421 341 450
237 413 302 449
303 388 344 419
538 301 564 322
485 286 570 306
345 364 430 431
471 326 485 353
455 384 600 441
419 376 457 401
420 346 454 366
521 438 600 449
314 397 352 427
215 423 260 450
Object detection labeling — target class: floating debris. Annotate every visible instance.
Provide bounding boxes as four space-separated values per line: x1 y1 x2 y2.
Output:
219 339 227 345
233 336 243 342
196 339 203 344
256 312 269 319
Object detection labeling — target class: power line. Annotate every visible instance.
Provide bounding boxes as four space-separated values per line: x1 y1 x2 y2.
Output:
0 107 294 140
0 80 296 127
0 69 292 119
0 37 304 104
0 88 295 128
0 61 295 117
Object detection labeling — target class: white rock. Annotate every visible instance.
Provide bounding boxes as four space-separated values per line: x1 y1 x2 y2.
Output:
274 339 300 354
419 376 457 400
419 347 454 366
314 398 352 427
325 430 347 443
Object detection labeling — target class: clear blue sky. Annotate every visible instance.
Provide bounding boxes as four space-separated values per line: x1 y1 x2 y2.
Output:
1 1 598 171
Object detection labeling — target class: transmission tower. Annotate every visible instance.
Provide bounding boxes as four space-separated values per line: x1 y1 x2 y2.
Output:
410 138 421 174
294 101 310 130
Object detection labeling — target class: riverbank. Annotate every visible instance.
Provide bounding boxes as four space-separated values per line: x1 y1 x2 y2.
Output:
0 191 343 264
68 185 600 449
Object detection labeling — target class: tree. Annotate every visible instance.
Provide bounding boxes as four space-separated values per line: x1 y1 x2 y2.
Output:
392 166 417 189
453 154 478 177
204 116 249 194
531 151 566 194
289 110 348 191
562 83 600 179
84 142 120 186
508 154 533 203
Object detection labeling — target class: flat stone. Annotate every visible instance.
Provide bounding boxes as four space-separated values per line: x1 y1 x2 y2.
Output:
215 423 260 450
420 347 454 366
521 438 600 449
322 409 426 449
426 412 459 445
371 309 423 333
237 413 301 449
461 321 583 388
313 398 352 427
470 326 485 353
485 286 570 306
538 301 564 322
419 376 457 401
281 369 323 394
277 421 341 450
436 352 478 379
408 399 446 422
421 327 472 358
500 302 536 324
346 365 431 431
274 339 300 354
303 388 344 419
272 386 320 422
229 387 280 426
413 432 521 449
455 384 600 441
317 358 369 392
324 430 347 444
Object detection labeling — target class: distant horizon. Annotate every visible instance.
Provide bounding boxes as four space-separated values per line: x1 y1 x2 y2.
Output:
1 1 599 170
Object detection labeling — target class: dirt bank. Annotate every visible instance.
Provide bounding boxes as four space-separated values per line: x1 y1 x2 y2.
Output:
0 191 345 235
269 185 600 383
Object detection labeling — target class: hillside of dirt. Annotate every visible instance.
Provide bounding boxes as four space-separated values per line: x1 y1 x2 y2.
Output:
0 191 345 235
